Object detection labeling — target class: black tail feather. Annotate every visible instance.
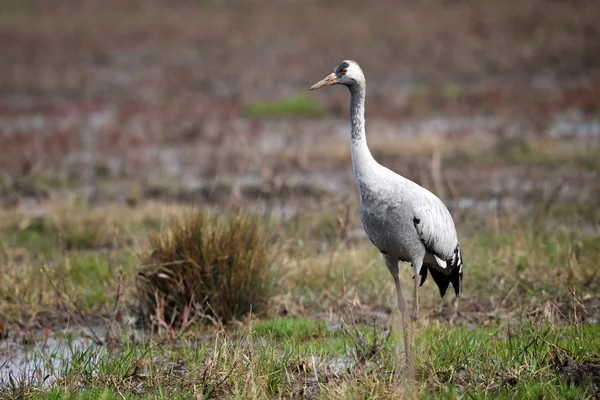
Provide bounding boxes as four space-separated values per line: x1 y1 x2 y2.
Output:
451 243 463 297
450 264 461 297
416 243 464 298
418 266 428 287
422 263 462 298
428 267 451 298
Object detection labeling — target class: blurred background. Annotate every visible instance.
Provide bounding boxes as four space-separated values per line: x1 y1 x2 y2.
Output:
0 0 599 230
1 2 600 395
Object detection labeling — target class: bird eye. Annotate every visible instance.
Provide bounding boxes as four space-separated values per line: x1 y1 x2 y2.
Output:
341 68 348 75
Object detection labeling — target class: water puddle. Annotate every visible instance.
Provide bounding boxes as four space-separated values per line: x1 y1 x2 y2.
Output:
0 327 145 387
0 332 97 387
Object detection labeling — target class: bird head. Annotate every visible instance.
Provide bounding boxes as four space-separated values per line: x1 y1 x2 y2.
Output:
310 60 364 90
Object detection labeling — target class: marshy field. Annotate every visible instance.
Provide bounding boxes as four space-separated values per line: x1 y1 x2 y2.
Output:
1 1 600 399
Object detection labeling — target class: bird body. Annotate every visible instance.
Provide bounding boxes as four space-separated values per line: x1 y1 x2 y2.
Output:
331 60 462 297
310 59 464 366
357 164 457 266
357 162 463 295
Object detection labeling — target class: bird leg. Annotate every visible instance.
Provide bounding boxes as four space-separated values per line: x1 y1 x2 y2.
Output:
408 261 423 383
384 255 412 368
411 270 419 322
393 274 410 365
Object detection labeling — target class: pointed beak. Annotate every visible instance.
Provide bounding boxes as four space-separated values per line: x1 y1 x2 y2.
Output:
310 73 338 90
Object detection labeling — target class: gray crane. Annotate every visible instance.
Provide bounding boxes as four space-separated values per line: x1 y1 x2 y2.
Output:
310 60 463 364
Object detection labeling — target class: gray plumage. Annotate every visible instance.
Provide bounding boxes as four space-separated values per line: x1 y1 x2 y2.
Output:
310 60 464 364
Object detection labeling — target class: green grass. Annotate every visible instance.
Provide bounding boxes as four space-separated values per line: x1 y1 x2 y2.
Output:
4 319 598 399
0 202 156 318
418 321 600 399
35 388 187 400
0 249 138 317
2 218 60 256
0 202 117 254
1 202 599 399
244 93 326 118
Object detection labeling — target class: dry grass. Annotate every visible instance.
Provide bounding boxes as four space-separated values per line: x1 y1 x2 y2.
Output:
0 200 598 399
0 201 188 323
135 208 276 328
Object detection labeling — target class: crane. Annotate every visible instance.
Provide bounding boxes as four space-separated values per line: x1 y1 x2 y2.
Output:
310 60 463 366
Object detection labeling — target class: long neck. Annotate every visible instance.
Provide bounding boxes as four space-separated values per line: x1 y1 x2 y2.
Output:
348 82 377 183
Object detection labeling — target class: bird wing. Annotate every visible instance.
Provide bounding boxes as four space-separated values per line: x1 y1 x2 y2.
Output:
411 190 464 297
412 192 459 268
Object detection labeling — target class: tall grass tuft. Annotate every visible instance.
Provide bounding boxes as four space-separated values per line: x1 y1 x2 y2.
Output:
135 208 274 327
